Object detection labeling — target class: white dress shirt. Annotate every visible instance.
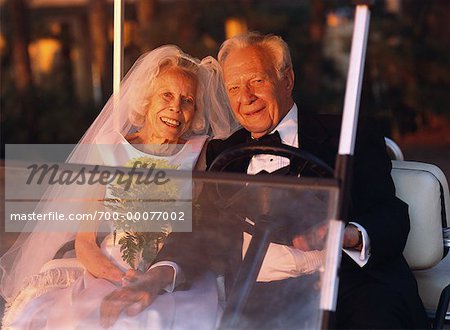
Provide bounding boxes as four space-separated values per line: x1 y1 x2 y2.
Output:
247 104 298 174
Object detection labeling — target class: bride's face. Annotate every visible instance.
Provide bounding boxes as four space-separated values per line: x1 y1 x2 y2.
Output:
143 67 198 143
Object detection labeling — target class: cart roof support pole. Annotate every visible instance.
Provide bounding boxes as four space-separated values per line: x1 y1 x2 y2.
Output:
321 3 372 329
338 5 370 156
113 0 124 95
113 0 124 131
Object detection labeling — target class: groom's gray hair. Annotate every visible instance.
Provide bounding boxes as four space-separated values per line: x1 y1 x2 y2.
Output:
218 31 293 79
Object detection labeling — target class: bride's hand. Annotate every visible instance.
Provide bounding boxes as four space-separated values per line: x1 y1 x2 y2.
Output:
100 266 174 328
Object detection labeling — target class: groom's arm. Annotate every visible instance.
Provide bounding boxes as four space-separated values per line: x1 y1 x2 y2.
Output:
108 138 227 294
155 136 245 283
152 228 210 284
156 137 247 282
348 121 410 267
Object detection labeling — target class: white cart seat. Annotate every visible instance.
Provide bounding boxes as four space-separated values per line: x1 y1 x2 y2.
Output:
391 160 450 325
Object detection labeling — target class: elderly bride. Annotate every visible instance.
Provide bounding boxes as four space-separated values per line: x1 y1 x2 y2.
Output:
0 45 237 329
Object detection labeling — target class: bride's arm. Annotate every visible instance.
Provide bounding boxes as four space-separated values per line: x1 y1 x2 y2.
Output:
75 219 125 285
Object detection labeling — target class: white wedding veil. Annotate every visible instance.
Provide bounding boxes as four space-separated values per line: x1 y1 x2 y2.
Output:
0 45 239 302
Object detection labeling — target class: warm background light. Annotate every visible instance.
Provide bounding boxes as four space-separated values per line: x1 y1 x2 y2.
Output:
225 17 247 39
28 38 60 74
0 34 6 56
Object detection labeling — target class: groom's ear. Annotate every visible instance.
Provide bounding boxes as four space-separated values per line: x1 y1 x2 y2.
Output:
283 67 295 95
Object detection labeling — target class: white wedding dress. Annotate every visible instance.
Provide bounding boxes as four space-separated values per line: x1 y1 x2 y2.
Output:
4 135 222 330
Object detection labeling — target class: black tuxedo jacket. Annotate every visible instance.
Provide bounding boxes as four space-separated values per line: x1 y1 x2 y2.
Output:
156 114 426 326
205 113 414 281
156 112 422 312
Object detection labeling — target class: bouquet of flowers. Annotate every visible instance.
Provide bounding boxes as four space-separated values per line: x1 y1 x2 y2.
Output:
106 156 179 271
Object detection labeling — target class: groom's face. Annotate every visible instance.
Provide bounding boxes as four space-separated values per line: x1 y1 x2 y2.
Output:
222 45 294 139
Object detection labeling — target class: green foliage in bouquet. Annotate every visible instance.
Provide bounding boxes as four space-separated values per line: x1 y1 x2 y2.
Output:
106 156 180 271
117 229 171 271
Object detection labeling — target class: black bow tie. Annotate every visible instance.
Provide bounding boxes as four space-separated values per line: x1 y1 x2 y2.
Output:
246 131 282 146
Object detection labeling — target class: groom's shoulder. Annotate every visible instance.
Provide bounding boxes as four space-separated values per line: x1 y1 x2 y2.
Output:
206 128 248 167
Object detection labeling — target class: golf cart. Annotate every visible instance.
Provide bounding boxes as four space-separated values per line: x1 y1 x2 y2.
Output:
2 0 449 329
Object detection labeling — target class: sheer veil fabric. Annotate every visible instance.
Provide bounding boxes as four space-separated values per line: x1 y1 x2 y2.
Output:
0 45 239 303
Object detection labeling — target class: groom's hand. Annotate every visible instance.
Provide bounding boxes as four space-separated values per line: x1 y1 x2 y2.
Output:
100 266 174 328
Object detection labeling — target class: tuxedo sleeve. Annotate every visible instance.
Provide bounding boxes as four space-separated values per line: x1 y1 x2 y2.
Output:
351 124 410 268
149 143 223 284
152 229 210 285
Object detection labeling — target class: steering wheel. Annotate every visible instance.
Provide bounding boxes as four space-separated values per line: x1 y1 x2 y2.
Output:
206 143 334 229
209 143 334 329
209 143 333 177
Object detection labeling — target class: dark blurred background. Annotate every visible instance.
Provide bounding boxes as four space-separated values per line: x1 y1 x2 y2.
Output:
1 0 449 151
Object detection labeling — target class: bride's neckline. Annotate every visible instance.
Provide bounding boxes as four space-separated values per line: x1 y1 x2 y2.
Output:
118 132 191 158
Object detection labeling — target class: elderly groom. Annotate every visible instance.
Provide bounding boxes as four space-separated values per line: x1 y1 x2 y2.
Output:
100 32 429 329
205 32 428 329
